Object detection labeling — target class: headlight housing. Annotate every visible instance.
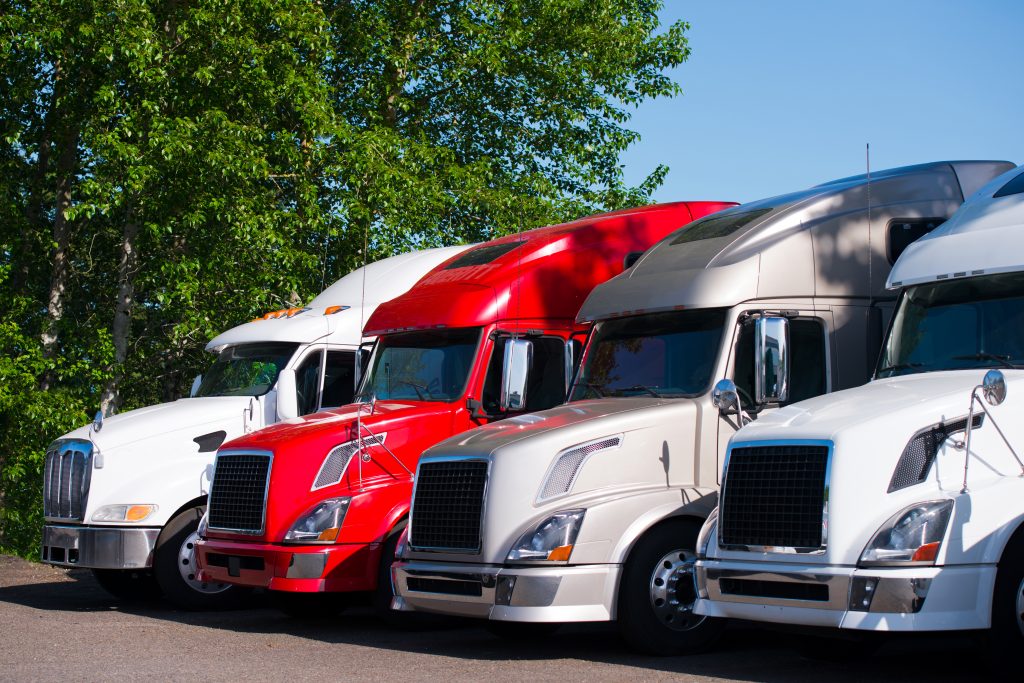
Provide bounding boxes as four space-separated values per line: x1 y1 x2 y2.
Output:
696 507 719 559
91 504 158 523
506 509 585 562
283 497 351 544
859 500 953 566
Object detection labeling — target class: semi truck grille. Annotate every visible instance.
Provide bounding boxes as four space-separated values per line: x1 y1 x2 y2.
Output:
208 452 272 534
720 444 829 550
43 440 93 521
409 459 488 552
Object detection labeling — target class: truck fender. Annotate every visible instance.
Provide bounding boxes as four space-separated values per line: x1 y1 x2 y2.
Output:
607 492 717 565
156 496 208 547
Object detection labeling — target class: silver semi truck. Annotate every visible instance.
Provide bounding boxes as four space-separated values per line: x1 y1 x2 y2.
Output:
391 161 1014 654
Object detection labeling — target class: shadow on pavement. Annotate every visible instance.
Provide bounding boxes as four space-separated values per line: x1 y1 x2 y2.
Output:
0 569 981 682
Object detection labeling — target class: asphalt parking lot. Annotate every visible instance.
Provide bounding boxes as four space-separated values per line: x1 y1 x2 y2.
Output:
0 555 984 682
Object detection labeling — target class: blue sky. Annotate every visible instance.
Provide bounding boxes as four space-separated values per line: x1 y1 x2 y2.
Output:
621 1 1024 203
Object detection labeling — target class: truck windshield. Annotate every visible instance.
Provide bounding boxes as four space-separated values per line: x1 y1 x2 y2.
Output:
195 342 299 397
357 328 481 402
569 309 727 401
877 272 1024 378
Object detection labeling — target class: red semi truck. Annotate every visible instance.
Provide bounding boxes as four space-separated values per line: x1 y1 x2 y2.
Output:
195 201 734 611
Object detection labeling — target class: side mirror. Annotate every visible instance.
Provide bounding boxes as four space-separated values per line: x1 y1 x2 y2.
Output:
190 374 203 398
712 379 741 414
276 368 299 420
754 316 789 404
500 338 533 412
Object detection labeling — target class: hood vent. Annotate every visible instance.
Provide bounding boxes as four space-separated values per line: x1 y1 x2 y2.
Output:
888 414 983 493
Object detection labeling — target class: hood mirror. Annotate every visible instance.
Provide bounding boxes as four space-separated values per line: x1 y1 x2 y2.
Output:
92 410 104 433
982 369 1007 406
712 379 740 412
190 374 203 398
754 316 790 404
500 338 533 412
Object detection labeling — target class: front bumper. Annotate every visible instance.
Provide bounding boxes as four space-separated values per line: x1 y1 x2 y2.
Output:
695 559 995 631
391 559 620 622
195 537 381 593
41 524 160 569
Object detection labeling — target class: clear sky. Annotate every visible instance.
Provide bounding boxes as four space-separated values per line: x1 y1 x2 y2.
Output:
621 1 1024 204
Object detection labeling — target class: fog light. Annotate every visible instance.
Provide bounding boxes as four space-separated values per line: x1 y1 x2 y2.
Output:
849 576 879 611
495 576 517 606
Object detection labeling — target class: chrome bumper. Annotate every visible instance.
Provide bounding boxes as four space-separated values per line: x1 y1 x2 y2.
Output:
391 560 618 622
42 525 159 570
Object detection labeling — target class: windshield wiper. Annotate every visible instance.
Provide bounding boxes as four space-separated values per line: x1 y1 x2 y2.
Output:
397 380 430 400
619 384 664 398
577 382 607 398
950 353 1024 369
877 362 924 376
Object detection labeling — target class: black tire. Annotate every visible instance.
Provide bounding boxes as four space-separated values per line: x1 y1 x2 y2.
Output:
616 519 724 656
270 591 350 618
373 521 405 615
153 505 243 610
984 533 1024 671
92 568 160 601
483 621 562 640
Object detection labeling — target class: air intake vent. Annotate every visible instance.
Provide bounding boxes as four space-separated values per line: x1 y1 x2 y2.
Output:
409 459 488 552
888 414 983 492
208 452 272 534
720 444 829 550
539 436 621 500
312 433 385 490
43 440 93 521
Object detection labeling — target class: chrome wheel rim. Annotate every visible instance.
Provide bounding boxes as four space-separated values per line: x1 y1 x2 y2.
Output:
649 548 704 632
1015 575 1024 636
177 530 230 595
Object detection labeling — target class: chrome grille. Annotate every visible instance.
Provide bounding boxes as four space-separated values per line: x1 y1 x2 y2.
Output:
720 444 829 550
409 459 487 552
208 452 272 534
43 440 93 521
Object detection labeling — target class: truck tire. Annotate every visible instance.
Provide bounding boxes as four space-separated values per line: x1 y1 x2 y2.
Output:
153 505 241 610
92 568 160 601
616 520 724 655
986 533 1024 668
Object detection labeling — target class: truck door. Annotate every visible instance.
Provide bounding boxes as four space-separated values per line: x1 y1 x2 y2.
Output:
716 311 832 483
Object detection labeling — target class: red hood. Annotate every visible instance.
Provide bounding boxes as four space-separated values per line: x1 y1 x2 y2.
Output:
215 400 459 542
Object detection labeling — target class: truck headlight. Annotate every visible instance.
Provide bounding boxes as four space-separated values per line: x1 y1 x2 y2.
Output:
696 507 719 559
91 504 158 523
283 497 351 544
506 509 585 562
859 500 953 566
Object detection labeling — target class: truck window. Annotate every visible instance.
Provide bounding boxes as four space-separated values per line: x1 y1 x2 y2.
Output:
734 318 827 406
878 272 1024 378
295 351 323 416
321 351 357 409
887 218 944 264
481 336 566 413
360 328 480 402
195 342 298 398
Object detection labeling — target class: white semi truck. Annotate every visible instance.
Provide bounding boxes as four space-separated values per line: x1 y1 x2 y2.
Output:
40 246 468 609
694 164 1024 656
391 161 1013 654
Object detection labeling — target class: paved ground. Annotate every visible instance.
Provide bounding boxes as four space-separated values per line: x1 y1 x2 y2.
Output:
0 555 987 682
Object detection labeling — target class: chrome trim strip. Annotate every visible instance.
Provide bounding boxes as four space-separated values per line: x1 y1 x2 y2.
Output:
207 448 274 536
718 438 834 554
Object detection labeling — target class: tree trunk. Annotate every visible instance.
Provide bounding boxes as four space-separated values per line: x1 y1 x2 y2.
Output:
38 122 79 391
99 210 141 415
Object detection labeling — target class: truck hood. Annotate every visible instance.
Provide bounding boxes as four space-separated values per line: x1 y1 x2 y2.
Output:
720 369 1024 566
60 396 254 455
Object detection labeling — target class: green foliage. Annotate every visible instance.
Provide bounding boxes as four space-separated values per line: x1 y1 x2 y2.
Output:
0 0 689 558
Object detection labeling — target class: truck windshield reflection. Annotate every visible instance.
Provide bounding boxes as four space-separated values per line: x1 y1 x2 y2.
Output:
195 342 299 397
877 272 1024 378
570 309 727 401
358 328 481 402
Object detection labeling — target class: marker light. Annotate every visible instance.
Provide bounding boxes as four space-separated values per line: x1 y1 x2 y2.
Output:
324 305 351 316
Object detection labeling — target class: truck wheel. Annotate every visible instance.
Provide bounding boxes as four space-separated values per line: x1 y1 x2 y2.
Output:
92 568 160 601
616 520 724 655
153 505 240 610
986 533 1024 665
